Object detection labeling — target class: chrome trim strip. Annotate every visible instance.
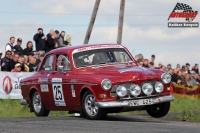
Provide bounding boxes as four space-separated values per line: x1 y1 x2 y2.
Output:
20 82 98 86
96 94 174 108
20 99 28 105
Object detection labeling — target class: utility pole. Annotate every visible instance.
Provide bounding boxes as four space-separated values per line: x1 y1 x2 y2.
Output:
84 0 101 44
117 0 125 44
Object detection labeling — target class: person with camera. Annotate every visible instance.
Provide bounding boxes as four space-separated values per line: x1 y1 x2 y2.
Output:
13 38 23 55
33 28 46 54
45 29 55 52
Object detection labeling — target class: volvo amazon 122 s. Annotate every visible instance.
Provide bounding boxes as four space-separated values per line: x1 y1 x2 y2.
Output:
20 44 174 120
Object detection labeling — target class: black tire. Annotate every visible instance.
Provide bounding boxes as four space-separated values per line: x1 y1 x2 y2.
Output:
31 91 50 117
146 102 170 118
82 90 107 120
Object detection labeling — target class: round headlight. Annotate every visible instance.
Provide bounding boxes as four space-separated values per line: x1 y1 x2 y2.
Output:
116 85 127 97
130 84 141 97
161 73 171 84
154 81 164 93
101 79 112 91
142 83 153 96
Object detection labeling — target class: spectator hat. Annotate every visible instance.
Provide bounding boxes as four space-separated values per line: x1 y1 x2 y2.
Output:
15 63 21 67
151 54 155 58
55 30 59 34
17 38 22 42
38 28 43 31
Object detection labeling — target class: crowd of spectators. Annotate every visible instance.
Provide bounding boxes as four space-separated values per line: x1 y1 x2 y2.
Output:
135 54 200 87
0 28 72 72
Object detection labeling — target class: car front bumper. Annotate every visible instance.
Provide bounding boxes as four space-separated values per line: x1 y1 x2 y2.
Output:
96 94 174 108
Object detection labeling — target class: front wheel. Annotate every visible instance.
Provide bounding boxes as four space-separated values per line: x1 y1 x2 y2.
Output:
31 91 50 117
82 91 107 120
146 102 170 118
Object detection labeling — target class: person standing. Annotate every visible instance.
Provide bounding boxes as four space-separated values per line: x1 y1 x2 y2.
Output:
45 29 55 52
1 50 12 71
23 41 35 56
54 30 60 49
33 28 46 53
5 36 15 54
58 31 67 47
13 38 23 55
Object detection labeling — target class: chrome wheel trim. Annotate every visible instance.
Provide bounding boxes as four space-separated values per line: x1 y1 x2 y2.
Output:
33 92 42 113
84 94 98 116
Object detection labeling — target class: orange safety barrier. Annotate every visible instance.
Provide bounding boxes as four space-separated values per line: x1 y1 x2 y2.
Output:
171 83 200 100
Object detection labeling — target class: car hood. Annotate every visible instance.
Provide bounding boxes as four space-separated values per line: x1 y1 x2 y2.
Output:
77 66 163 83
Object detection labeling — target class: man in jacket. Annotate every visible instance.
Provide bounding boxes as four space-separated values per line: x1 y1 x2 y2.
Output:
7 53 19 71
33 28 46 53
45 29 55 52
14 38 23 55
1 50 12 71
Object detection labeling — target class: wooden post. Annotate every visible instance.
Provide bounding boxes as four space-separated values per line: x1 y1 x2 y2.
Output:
117 0 125 44
84 0 101 44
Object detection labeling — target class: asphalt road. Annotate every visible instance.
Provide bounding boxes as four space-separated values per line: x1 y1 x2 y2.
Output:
0 114 199 133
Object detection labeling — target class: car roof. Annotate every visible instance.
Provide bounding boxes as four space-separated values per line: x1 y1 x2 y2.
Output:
47 44 125 55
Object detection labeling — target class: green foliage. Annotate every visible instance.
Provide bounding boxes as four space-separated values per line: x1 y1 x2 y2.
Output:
171 98 200 122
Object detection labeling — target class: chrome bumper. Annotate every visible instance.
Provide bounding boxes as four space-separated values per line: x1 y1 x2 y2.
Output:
96 94 174 108
20 99 28 105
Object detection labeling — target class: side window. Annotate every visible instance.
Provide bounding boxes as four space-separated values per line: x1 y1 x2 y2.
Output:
56 54 71 71
42 55 54 71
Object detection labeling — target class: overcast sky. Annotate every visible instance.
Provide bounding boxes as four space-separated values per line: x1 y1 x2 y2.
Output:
0 0 199 68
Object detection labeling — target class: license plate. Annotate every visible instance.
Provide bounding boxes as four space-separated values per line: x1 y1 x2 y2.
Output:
128 98 153 106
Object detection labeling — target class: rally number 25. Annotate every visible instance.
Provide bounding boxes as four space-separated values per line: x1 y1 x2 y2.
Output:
53 85 62 100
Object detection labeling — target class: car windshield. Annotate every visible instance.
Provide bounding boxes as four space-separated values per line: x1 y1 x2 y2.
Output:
73 48 134 68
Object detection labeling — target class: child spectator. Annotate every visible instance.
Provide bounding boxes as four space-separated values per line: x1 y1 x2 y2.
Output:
11 63 22 72
65 35 71 46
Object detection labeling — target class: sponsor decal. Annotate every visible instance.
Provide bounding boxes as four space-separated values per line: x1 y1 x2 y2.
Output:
168 2 199 28
40 84 49 92
72 44 124 54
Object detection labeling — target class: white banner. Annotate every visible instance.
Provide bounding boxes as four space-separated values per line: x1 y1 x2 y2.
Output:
0 72 35 99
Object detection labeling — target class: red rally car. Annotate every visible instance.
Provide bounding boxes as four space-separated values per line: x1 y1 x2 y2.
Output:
20 44 174 120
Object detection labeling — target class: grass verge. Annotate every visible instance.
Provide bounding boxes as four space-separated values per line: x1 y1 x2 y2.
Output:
1 98 200 122
0 99 72 118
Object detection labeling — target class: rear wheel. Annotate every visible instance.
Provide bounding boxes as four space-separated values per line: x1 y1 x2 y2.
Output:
32 91 50 117
82 91 107 120
146 102 170 118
